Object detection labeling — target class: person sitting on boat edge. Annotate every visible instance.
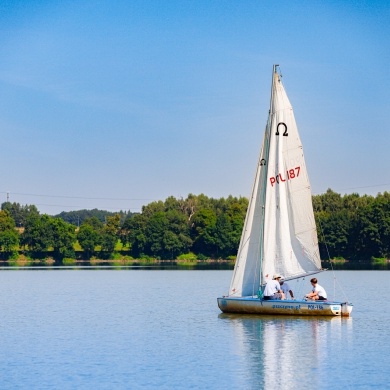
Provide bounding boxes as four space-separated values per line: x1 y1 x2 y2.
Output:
263 274 285 300
305 278 327 301
280 277 294 299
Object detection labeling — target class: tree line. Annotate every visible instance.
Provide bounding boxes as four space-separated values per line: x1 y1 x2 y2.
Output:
0 189 389 263
313 189 390 261
0 194 247 261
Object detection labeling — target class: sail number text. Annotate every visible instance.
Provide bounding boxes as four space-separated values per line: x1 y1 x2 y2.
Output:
270 167 300 187
308 304 324 310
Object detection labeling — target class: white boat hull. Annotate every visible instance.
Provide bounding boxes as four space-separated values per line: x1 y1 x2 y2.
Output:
217 296 353 317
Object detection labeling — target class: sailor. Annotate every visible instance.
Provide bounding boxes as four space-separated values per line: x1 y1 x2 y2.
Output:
263 274 285 300
280 277 294 299
305 278 327 301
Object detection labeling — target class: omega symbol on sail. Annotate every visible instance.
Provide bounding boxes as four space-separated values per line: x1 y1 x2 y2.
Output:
276 122 288 136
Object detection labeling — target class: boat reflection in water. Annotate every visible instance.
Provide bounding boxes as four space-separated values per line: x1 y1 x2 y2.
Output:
218 313 353 389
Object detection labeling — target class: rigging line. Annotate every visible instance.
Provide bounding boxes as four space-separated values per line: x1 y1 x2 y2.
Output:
317 218 350 302
32 203 142 212
311 184 390 197
338 183 390 191
0 191 155 201
292 278 305 301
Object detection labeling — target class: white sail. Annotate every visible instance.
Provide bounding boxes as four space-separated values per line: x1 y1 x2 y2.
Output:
228 129 269 297
229 66 321 297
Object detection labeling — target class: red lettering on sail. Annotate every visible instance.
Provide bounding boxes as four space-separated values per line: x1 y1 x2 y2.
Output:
270 167 300 187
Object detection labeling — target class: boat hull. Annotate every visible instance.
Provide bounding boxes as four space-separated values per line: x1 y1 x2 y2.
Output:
217 296 353 316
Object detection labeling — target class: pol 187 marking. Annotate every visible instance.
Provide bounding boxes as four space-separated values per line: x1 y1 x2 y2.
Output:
270 166 300 187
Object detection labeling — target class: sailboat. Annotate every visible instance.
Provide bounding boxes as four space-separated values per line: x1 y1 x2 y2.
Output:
217 65 353 316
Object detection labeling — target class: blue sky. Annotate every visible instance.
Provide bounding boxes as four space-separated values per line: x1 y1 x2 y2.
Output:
0 0 389 215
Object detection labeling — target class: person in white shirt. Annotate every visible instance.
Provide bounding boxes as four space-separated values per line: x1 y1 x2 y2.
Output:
263 274 285 300
305 278 327 301
280 278 294 299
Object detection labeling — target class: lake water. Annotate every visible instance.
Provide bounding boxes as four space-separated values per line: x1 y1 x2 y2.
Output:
0 269 388 389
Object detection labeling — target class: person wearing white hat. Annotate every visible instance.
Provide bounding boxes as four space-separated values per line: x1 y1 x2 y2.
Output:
263 274 285 300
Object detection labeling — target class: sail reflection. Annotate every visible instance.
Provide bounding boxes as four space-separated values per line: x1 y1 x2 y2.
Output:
218 313 353 389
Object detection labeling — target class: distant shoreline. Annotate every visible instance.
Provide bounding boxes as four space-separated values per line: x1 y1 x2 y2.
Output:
0 258 389 270
0 258 235 270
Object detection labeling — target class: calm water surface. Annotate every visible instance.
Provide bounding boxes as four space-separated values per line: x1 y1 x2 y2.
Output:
0 270 388 389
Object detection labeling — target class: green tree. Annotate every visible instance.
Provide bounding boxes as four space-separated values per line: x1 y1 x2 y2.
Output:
224 196 247 254
164 210 192 258
319 189 344 213
377 192 390 257
49 218 76 259
0 229 19 252
316 209 350 259
1 202 39 227
145 212 168 258
21 214 53 252
142 201 165 218
77 224 101 259
83 216 104 232
191 208 217 257
212 213 233 257
0 210 19 253
101 214 121 254
0 209 17 231
55 208 132 226
121 214 147 257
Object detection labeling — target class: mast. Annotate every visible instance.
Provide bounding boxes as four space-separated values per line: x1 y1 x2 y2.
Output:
258 65 278 286
269 64 278 114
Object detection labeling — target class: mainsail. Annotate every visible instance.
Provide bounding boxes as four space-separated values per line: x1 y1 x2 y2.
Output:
229 66 321 297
